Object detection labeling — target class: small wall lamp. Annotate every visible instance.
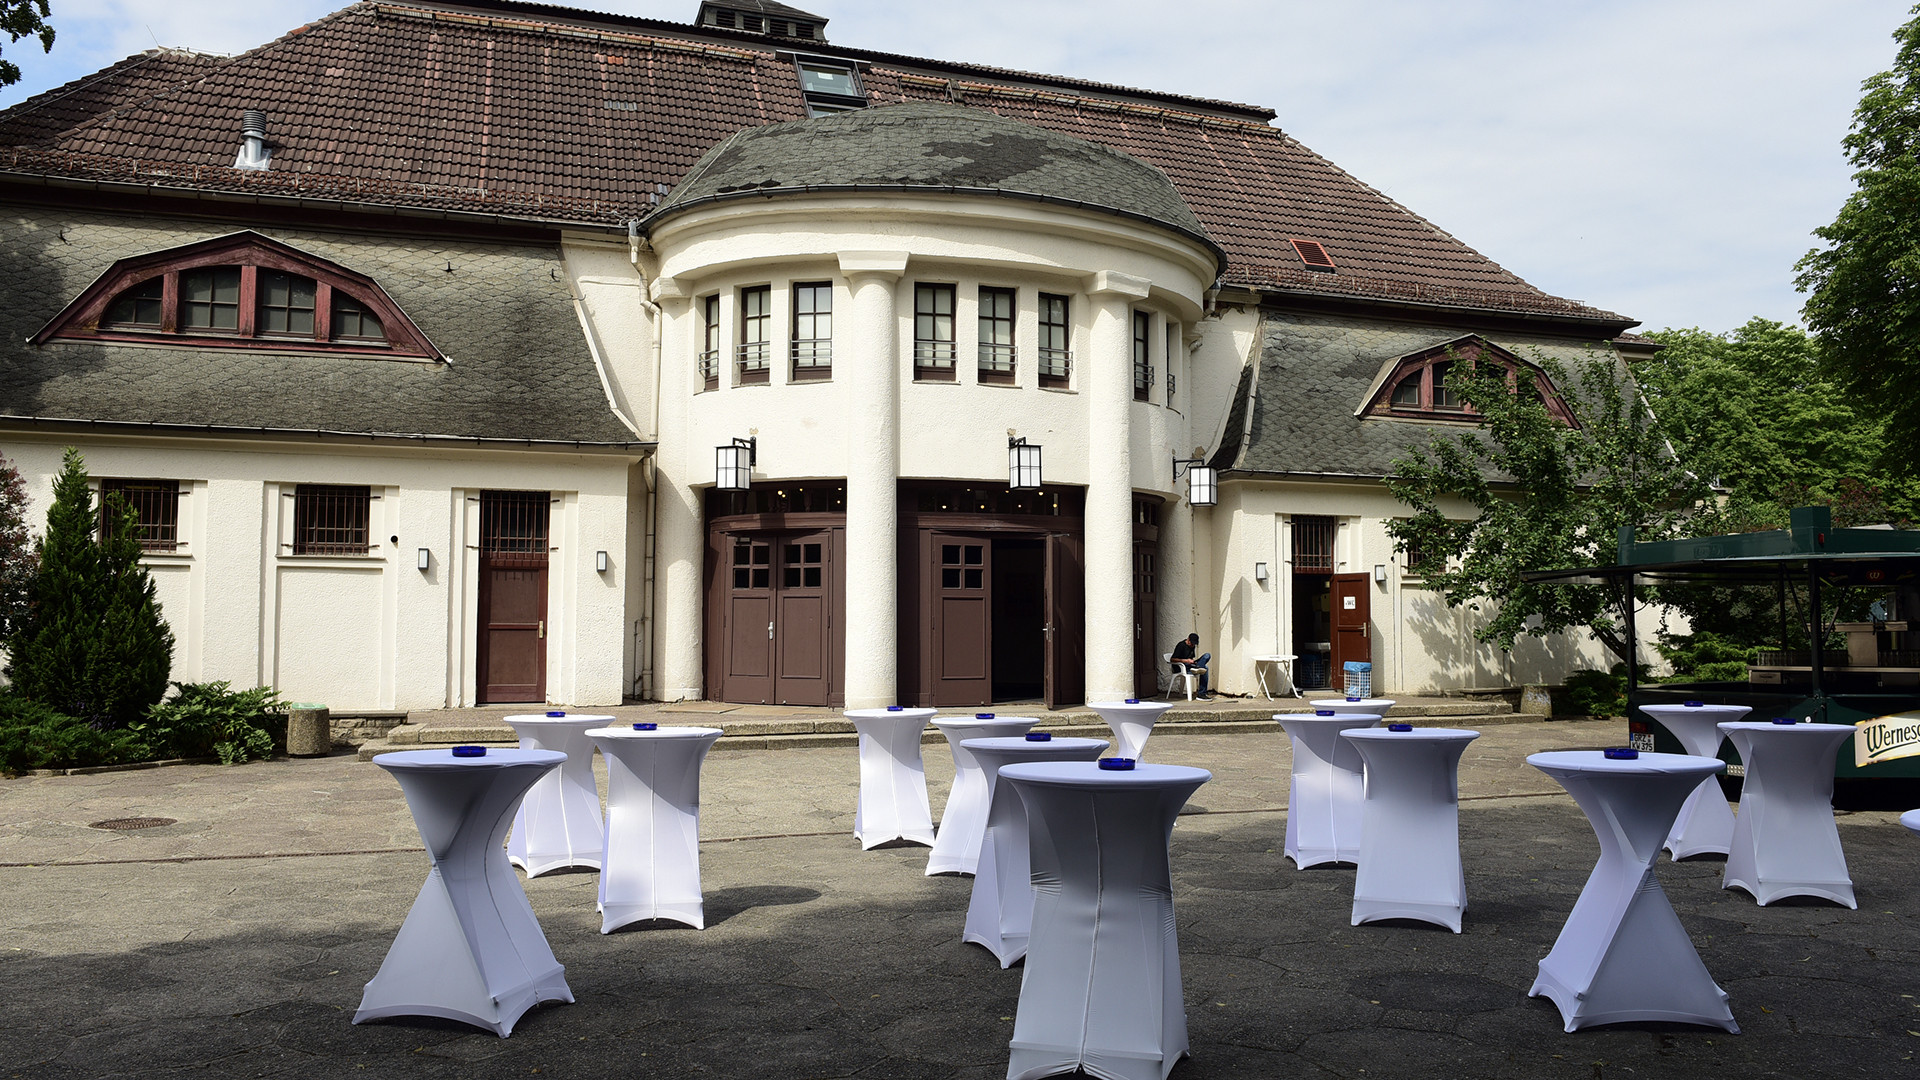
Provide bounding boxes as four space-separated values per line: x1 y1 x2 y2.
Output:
416 547 431 572
1254 561 1269 583
596 550 609 573
1373 563 1388 584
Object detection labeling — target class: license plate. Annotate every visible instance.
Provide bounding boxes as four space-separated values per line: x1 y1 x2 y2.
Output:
1627 731 1655 752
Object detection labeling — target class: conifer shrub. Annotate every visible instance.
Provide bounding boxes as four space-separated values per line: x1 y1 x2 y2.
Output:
0 691 143 775
0 451 30 644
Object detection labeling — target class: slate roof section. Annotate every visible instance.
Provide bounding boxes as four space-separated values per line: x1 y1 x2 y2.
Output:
0 210 642 446
1223 311 1612 480
0 0 1628 325
654 102 1220 264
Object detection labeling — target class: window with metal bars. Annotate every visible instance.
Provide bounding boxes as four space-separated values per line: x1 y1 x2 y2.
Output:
977 286 1015 385
293 485 371 555
737 285 770 385
914 283 956 380
100 479 180 552
700 294 721 390
480 491 550 564
1292 515 1336 574
1038 292 1070 388
791 282 832 381
1133 310 1153 401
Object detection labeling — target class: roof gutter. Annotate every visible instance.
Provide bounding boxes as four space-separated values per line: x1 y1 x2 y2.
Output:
0 414 653 453
1211 282 1638 337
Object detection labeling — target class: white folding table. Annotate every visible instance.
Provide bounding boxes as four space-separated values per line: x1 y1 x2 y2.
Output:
1276 710 1381 867
1719 720 1858 908
1638 702 1750 858
845 707 939 849
927 714 1039 876
1253 654 1300 700
1086 699 1173 762
958 735 1110 967
502 712 614 877
1342 726 1479 931
1526 750 1737 1033
1307 697 1397 717
1000 761 1211 1080
587 724 724 932
355 748 574 1037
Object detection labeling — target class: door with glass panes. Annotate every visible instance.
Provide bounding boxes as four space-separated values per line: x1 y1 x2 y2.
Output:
721 532 834 706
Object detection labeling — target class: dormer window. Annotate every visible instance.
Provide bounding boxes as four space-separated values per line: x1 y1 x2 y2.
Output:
793 57 866 117
1364 336 1577 425
699 2 828 41
35 232 439 360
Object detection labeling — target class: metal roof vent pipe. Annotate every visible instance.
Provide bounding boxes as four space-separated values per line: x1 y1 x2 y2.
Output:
233 110 272 171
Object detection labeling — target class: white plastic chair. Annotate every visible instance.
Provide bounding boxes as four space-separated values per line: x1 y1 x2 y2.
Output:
1163 652 1197 701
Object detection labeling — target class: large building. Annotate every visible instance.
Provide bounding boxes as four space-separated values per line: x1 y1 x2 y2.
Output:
0 0 1628 712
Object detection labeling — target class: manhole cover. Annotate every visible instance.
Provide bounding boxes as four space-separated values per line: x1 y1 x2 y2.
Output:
88 817 176 831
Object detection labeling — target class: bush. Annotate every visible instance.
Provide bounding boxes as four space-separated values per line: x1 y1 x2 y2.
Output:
0 691 144 776
1562 667 1629 718
132 681 288 765
1657 631 1753 683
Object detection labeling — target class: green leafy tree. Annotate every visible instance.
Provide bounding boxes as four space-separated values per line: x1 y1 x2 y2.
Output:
1385 353 1708 664
0 451 31 645
1797 5 1920 469
5 448 173 728
0 1 54 89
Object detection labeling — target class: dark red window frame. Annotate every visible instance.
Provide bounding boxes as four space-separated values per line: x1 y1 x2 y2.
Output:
33 231 440 360
1366 336 1578 426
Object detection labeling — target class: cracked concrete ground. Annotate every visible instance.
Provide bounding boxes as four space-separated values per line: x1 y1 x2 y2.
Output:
3 720 1917 1079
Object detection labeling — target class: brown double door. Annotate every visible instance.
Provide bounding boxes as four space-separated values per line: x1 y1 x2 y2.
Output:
477 491 549 703
719 531 836 706
916 529 1083 709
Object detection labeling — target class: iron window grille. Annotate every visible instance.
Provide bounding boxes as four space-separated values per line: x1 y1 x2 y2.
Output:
791 282 832 380
1292 515 1336 574
293 485 372 555
914 283 957 380
978 286 1016 385
1132 310 1154 400
737 285 771 385
1038 292 1071 387
100 479 180 552
480 491 550 566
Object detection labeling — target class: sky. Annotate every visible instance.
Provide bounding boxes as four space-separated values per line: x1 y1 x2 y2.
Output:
3 0 1912 335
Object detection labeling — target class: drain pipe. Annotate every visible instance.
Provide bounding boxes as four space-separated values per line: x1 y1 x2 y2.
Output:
624 217 664 701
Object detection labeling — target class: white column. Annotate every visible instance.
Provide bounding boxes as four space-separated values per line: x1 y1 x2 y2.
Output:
839 251 910 709
1084 271 1151 702
650 283 705 702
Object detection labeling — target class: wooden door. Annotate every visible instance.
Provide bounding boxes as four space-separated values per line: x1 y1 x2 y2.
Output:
932 533 991 706
1330 572 1372 693
725 537 774 703
1133 542 1159 698
1045 532 1085 710
477 491 549 703
773 533 830 706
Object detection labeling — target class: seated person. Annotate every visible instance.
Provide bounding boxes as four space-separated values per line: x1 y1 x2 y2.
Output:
1171 633 1212 698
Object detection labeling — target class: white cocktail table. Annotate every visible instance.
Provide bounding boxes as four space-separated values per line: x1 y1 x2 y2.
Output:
503 712 615 877
587 724 724 932
1719 720 1858 908
1526 750 1737 1033
1639 702 1750 858
927 714 1039 876
1000 761 1211 1080
845 707 939 849
959 735 1110 967
1307 697 1397 717
355 748 574 1037
1086 699 1174 761
1276 710 1382 867
1342 726 1479 931
1904 808 1920 836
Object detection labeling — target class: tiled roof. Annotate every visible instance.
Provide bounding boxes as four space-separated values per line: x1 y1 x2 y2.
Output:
0 49 231 148
0 0 1627 325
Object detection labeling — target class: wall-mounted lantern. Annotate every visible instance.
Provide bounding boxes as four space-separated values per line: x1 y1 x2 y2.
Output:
1008 437 1043 490
716 436 757 491
416 547 431 572
1254 561 1269 583
1172 455 1217 506
596 550 610 573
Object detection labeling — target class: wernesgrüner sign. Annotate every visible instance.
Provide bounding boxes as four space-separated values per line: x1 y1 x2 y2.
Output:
1854 712 1920 767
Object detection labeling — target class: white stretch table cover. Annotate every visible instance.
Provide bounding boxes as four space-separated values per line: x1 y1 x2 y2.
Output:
1307 698 1397 717
1719 721 1858 908
1000 761 1211 1080
1342 727 1480 931
356 748 574 1036
959 736 1111 967
845 708 939 849
1086 700 1174 761
1526 751 1737 1033
1904 808 1920 835
587 726 724 932
1639 703 1751 858
502 713 614 877
928 715 1040 875
1276 712 1382 867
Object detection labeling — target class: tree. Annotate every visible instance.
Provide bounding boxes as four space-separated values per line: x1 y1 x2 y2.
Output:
1796 5 1920 467
5 448 173 728
0 451 30 645
0 1 54 89
1384 352 1708 664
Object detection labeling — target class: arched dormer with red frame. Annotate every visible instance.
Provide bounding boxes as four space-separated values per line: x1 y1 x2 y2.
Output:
32 231 442 361
1360 335 1577 425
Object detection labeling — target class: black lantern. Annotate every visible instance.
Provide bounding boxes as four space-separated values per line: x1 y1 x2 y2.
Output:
1173 456 1217 507
716 436 756 491
1008 437 1043 490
